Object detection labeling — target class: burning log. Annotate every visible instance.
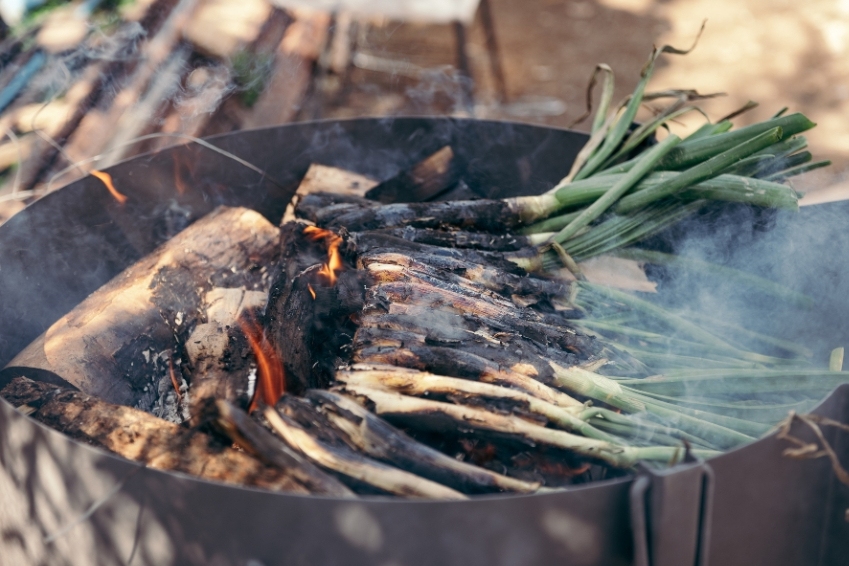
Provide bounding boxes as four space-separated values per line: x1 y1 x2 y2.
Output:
184 287 267 416
1 376 345 495
266 223 369 391
264 397 467 499
6 206 279 410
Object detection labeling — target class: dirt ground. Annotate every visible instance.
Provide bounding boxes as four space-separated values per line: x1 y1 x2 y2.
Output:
318 0 849 196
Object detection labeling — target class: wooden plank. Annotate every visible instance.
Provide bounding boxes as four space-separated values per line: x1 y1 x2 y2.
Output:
182 0 272 59
238 8 330 129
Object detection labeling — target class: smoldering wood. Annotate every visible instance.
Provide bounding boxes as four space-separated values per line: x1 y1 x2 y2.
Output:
365 146 460 204
202 398 354 496
266 225 370 391
305 389 541 494
1 377 329 494
7 206 280 408
263 401 467 499
184 287 267 415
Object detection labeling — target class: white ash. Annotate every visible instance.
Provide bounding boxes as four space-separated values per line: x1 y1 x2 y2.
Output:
151 355 191 424
133 347 170 413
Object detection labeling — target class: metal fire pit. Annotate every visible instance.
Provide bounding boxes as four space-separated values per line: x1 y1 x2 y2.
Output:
0 118 846 566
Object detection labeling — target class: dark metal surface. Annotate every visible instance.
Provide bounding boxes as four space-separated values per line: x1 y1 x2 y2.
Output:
0 117 846 565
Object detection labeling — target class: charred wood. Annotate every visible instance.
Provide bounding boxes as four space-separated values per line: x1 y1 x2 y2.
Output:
1 377 332 494
266 224 369 392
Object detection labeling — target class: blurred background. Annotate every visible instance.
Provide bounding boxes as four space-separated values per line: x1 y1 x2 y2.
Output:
0 0 847 223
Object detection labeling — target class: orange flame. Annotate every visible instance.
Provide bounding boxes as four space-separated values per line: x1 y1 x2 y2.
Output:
303 226 343 285
168 359 182 403
90 170 128 204
308 284 316 300
240 314 285 412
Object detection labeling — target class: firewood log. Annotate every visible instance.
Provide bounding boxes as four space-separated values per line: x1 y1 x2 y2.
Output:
6 207 279 408
365 146 459 204
262 400 467 499
265 223 371 392
304 389 541 494
184 287 267 415
1 377 348 495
